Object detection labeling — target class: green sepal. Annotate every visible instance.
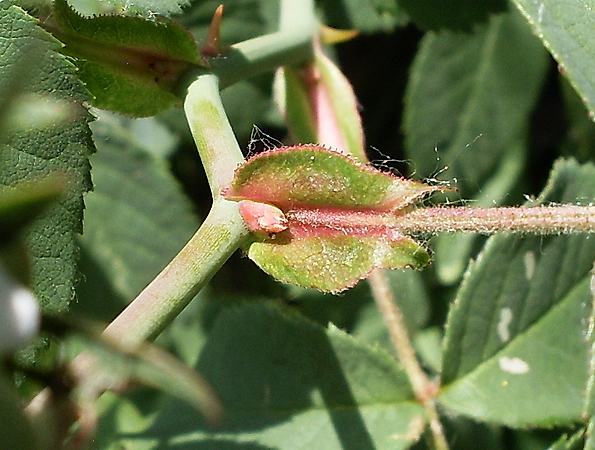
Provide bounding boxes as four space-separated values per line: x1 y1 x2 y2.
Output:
226 145 439 292
247 233 430 293
226 145 439 210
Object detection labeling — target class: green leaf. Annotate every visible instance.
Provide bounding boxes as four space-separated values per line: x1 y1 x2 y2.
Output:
404 9 547 198
51 0 203 117
399 0 507 31
439 159 595 427
404 10 548 283
75 112 199 320
104 304 425 449
90 0 189 17
510 0 595 119
0 3 94 313
318 0 408 33
225 145 440 292
0 176 65 245
0 374 39 450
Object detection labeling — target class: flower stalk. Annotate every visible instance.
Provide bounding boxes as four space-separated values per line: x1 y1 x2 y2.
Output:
282 204 595 237
396 204 595 235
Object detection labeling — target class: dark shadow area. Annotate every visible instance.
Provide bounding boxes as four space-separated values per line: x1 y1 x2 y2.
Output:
135 303 378 449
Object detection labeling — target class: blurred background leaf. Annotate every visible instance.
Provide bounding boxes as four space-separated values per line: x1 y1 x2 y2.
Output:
74 111 199 321
403 9 549 284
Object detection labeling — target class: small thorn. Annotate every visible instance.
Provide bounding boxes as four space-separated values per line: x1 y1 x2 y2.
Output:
202 5 227 57
320 25 359 45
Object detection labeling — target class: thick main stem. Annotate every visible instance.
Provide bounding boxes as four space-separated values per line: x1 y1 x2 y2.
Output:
103 199 247 344
103 73 249 346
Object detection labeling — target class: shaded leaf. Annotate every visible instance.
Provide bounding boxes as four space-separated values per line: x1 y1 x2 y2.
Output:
0 2 94 313
317 0 408 33
403 10 548 283
404 9 547 198
105 304 425 449
439 159 595 427
399 0 507 31
75 112 199 320
50 0 203 117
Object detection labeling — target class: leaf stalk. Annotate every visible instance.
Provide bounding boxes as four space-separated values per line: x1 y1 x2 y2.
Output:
368 270 449 450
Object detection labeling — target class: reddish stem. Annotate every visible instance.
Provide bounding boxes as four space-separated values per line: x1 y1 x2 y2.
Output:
285 205 595 237
396 205 595 235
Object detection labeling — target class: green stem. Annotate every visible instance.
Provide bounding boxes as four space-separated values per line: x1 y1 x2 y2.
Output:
104 199 248 343
103 0 316 345
209 0 317 88
104 73 249 345
368 269 449 450
184 73 247 196
397 205 595 234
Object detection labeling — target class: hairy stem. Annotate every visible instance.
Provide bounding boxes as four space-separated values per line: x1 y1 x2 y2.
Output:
368 270 449 450
286 205 595 237
396 205 595 234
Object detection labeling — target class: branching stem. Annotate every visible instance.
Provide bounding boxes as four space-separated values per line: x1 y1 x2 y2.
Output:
202 0 316 89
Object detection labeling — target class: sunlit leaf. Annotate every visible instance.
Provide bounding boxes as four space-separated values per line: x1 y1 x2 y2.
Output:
440 159 595 427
